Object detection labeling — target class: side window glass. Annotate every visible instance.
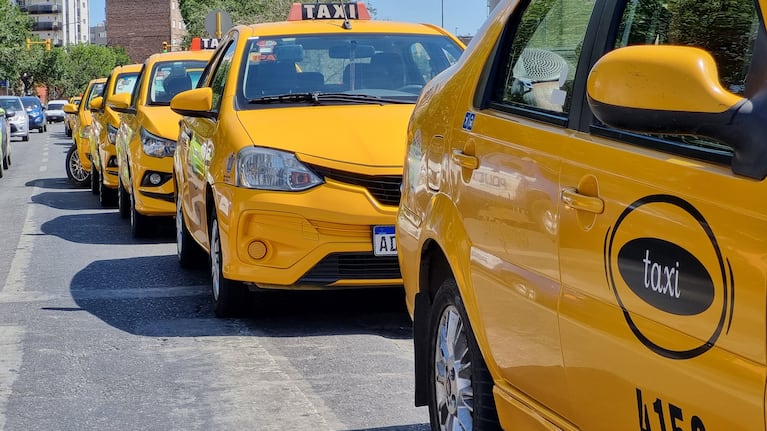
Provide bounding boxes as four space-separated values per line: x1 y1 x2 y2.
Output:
492 0 596 114
209 42 236 112
612 0 759 153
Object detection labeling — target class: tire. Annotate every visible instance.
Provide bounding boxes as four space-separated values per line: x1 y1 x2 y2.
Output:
118 178 130 219
209 212 248 317
90 165 100 194
22 134 28 142
176 194 205 268
99 177 118 208
129 189 150 238
428 278 502 431
2 154 8 170
65 145 90 187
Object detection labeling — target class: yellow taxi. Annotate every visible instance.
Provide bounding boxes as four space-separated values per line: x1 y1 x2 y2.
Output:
109 49 212 237
170 2 464 316
396 0 767 430
63 95 80 138
87 64 142 207
63 78 106 186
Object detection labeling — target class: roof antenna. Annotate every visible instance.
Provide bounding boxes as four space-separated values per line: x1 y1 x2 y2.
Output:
339 1 352 30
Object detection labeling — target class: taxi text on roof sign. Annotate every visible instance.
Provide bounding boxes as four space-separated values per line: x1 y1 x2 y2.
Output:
287 2 371 21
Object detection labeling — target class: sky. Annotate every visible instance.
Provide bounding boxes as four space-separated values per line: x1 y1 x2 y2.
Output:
89 0 492 36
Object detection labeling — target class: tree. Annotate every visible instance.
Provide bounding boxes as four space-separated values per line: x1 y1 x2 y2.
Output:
0 1 32 93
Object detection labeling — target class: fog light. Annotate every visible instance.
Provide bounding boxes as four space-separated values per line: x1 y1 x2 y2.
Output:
149 173 163 185
248 241 267 260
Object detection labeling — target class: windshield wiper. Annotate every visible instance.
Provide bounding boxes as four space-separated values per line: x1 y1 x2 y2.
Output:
247 93 321 105
247 92 411 105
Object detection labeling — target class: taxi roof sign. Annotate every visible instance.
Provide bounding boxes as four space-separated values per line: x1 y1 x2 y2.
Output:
288 2 371 21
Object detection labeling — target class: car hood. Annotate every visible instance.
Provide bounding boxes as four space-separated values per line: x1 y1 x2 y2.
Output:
236 104 414 172
140 105 181 140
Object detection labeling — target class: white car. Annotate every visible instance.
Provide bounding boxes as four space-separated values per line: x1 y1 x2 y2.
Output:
0 97 29 142
46 99 68 123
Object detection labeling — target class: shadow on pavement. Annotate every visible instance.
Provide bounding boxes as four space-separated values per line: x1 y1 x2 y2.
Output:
69 254 413 340
41 212 174 244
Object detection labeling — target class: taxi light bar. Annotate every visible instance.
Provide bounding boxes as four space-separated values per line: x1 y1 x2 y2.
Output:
288 2 371 21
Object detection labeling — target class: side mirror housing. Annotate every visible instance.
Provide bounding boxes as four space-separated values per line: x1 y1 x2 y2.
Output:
587 45 767 179
170 87 215 118
89 96 104 111
107 92 133 113
63 103 78 114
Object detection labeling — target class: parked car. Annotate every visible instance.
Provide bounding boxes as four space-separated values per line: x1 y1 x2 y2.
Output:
170 2 465 316
64 79 106 186
396 0 767 430
64 96 81 137
0 96 29 142
87 63 142 206
110 50 212 237
20 96 47 133
46 99 68 123
0 107 10 175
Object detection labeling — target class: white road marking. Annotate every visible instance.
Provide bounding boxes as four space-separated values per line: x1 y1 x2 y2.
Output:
0 326 23 431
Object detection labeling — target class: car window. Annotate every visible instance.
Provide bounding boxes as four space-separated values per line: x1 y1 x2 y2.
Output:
113 72 140 95
48 103 65 110
85 83 106 109
605 0 760 156
237 32 463 106
0 99 23 111
490 0 597 115
209 41 237 113
147 60 208 105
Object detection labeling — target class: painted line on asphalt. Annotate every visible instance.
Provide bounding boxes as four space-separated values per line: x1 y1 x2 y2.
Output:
0 326 23 431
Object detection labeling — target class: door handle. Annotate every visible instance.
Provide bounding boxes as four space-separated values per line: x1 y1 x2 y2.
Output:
560 187 604 214
451 150 478 170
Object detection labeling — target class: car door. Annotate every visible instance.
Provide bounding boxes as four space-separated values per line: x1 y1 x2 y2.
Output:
178 37 237 245
451 0 598 421
557 1 767 429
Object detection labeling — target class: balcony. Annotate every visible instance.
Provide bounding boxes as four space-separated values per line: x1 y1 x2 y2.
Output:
32 21 61 31
27 4 60 14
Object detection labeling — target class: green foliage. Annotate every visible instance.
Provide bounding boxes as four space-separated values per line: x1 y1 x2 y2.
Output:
0 1 32 89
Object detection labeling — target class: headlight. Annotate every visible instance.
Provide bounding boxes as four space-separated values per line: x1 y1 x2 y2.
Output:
80 125 91 138
141 128 176 158
236 147 323 191
107 123 118 144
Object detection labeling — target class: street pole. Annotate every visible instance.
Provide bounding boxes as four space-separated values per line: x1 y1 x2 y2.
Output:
441 0 444 28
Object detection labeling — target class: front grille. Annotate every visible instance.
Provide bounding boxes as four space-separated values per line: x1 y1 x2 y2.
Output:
297 252 402 285
308 164 401 206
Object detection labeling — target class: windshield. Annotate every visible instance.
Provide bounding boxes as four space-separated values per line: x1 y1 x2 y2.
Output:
0 98 23 112
238 32 463 107
48 103 65 110
113 72 140 96
21 98 41 109
148 60 207 105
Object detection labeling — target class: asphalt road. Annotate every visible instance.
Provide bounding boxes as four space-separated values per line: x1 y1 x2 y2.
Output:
0 123 427 431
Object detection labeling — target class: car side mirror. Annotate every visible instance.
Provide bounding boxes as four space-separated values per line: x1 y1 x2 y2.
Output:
89 96 104 111
587 45 767 179
4 110 14 118
107 92 133 114
170 87 215 118
63 103 78 114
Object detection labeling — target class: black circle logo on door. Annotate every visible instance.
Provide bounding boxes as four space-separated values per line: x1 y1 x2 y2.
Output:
605 194 734 359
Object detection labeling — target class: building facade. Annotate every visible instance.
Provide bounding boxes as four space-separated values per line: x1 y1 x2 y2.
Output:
106 0 186 63
90 20 106 46
14 0 90 47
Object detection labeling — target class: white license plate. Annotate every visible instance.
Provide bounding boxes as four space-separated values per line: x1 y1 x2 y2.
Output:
373 225 397 256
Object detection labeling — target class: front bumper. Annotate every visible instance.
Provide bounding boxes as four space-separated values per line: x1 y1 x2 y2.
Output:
214 180 403 289
132 155 175 216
